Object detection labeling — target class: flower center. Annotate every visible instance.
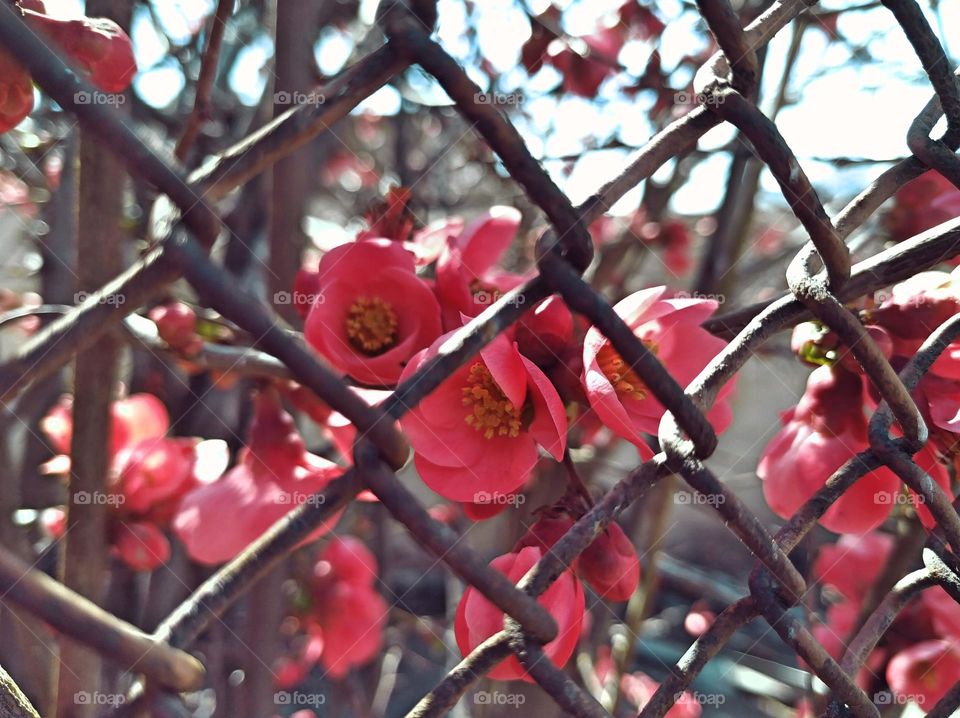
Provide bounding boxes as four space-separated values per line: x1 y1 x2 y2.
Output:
346 297 399 355
461 363 522 439
597 341 657 400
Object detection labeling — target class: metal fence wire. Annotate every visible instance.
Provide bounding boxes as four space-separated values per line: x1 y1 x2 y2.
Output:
1 0 960 716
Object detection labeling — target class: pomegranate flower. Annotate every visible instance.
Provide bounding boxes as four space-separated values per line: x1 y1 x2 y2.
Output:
304 239 441 386
173 391 343 564
455 546 584 681
399 333 566 503
582 286 734 455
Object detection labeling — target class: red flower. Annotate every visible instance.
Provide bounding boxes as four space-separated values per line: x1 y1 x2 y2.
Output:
24 8 136 93
304 239 441 386
578 521 640 601
813 532 893 604
149 302 202 355
885 170 960 243
455 546 584 681
515 296 575 368
582 287 734 455
435 207 526 329
516 515 639 601
173 391 344 564
307 537 388 678
594 646 701 717
41 392 169 468
113 437 199 516
0 50 34 134
547 28 623 99
887 640 960 707
399 333 566 502
923 586 960 640
40 392 222 571
113 521 170 572
758 365 949 534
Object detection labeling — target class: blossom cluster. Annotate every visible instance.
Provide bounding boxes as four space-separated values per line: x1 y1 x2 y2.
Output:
758 215 960 709
36 189 737 688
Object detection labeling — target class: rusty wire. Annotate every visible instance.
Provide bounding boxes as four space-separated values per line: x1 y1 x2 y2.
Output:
1 0 960 716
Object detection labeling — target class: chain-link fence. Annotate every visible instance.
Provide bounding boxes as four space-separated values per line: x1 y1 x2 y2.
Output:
1 0 960 716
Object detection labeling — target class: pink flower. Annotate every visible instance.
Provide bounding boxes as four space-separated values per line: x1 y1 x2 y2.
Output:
113 437 197 516
759 365 949 534
885 170 960 243
40 392 220 572
308 537 388 678
813 532 893 603
578 522 640 601
922 586 960 640
434 207 527 329
582 287 734 455
113 521 170 572
547 27 624 99
620 672 702 718
399 333 566 502
173 391 344 564
515 515 639 601
593 647 701 717
515 296 575 368
304 239 441 386
148 302 201 355
887 640 960 707
41 392 169 471
455 546 584 681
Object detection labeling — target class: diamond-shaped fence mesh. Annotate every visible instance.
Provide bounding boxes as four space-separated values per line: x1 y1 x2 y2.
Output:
1 0 960 716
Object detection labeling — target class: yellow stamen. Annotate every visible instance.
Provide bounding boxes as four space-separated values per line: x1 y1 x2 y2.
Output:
461 363 522 440
346 296 399 355
596 341 657 400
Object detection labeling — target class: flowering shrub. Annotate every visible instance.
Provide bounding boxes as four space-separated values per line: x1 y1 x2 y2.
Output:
5 0 960 714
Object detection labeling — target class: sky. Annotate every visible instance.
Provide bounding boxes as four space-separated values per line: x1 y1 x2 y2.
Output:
46 0 960 219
